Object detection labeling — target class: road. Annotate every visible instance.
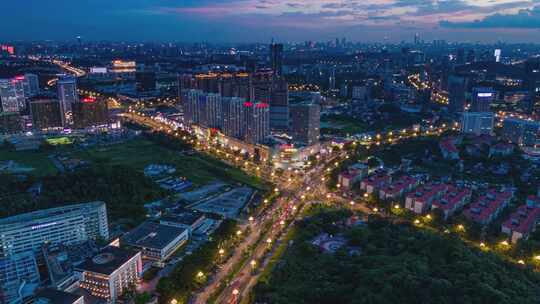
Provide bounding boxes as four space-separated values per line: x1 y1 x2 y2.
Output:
122 110 452 304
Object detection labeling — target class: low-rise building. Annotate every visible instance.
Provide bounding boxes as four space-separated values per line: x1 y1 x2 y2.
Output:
489 143 514 158
431 186 472 220
501 196 540 243
122 221 188 264
33 288 84 304
405 183 449 214
160 210 206 236
76 246 142 303
464 189 513 225
378 175 420 200
360 171 391 194
439 137 460 160
338 163 368 189
0 252 40 304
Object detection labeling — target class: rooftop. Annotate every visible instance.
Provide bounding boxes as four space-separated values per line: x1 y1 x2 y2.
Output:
502 204 540 234
160 210 205 227
34 288 83 304
432 186 472 210
122 221 187 250
75 246 139 276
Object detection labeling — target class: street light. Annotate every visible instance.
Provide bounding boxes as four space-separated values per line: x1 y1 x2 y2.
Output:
219 248 225 255
236 230 242 236
250 260 257 268
171 299 178 304
266 238 272 244
249 216 254 222
232 289 239 296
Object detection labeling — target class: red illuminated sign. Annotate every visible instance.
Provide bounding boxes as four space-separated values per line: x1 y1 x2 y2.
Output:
255 102 269 109
243 102 253 107
82 97 96 103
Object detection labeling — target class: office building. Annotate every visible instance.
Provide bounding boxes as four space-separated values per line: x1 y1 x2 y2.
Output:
502 117 540 146
290 102 320 145
461 112 494 136
245 101 270 144
471 87 495 112
269 79 289 130
72 97 109 129
76 246 141 303
0 252 40 304
30 98 63 130
221 97 246 138
57 75 78 127
448 75 466 113
122 221 189 263
270 43 283 77
135 71 156 92
24 74 39 96
0 202 109 258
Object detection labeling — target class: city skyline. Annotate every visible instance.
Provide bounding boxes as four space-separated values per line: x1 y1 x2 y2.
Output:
3 0 540 43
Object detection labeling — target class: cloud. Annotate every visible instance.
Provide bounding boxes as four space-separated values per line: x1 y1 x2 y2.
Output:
441 5 540 28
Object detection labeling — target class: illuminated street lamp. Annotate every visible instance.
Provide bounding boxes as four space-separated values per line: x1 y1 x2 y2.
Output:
249 216 254 222
219 248 225 255
171 299 178 304
518 260 525 265
373 207 378 213
266 238 272 244
250 260 257 268
280 220 285 225
197 271 204 278
394 205 400 209
414 219 420 224
350 201 355 206
236 230 242 236
363 193 369 198
232 289 239 296
274 188 279 193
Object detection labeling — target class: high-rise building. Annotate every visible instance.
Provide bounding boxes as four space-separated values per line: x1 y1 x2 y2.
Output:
502 118 540 146
270 43 284 77
456 48 465 65
24 74 39 97
135 71 156 92
245 101 270 144
0 202 109 258
30 98 63 130
290 102 320 145
76 246 142 303
221 97 245 138
57 75 78 127
183 89 202 125
269 79 289 130
448 75 466 113
0 78 25 113
0 112 22 134
204 93 222 128
524 58 540 114
471 87 495 112
72 97 109 129
461 112 494 136
0 252 40 304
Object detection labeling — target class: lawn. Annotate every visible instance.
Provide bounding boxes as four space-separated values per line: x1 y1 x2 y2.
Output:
1 138 266 189
0 148 57 176
69 139 265 188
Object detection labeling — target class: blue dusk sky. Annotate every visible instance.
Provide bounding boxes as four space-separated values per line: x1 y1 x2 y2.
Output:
3 0 540 43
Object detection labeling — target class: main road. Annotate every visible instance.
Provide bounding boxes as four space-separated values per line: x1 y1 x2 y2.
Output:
122 110 452 304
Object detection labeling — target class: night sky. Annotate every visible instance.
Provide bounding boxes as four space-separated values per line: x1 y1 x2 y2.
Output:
3 0 540 42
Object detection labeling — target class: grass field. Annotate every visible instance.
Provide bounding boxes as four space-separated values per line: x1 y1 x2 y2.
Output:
1 138 266 189
0 149 57 176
